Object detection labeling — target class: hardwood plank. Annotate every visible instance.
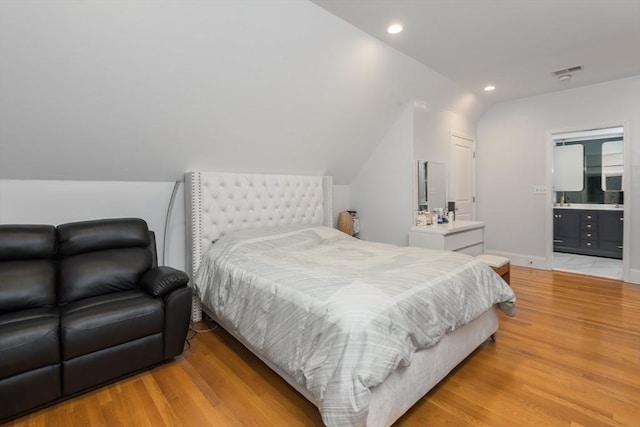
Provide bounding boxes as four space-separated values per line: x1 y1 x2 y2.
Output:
4 266 639 426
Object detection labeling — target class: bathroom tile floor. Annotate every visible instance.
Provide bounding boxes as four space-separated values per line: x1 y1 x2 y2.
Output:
553 252 622 280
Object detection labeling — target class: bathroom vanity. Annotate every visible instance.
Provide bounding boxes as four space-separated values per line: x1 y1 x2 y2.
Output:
553 205 623 259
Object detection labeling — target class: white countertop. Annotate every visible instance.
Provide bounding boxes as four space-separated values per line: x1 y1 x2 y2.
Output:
553 204 623 211
411 220 485 235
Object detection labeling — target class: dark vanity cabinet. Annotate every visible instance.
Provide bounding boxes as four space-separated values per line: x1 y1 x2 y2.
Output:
553 209 623 259
553 210 580 252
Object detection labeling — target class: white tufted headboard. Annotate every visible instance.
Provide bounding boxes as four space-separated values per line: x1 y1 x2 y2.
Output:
185 171 333 320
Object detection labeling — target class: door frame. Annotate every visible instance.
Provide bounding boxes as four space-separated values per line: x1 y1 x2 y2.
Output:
546 121 630 281
448 131 476 220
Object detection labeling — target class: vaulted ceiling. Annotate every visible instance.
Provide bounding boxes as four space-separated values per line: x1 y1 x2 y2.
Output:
312 0 640 103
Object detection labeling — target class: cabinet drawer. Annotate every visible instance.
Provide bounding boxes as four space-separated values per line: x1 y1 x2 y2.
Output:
599 241 623 253
554 238 579 249
443 228 483 251
581 231 598 240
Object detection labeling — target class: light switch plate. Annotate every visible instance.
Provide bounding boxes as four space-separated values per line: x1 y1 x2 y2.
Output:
533 185 546 194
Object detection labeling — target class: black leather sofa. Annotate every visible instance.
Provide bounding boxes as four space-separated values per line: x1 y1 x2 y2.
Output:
0 218 192 422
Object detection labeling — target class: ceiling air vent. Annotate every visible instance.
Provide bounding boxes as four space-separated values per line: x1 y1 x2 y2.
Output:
551 65 583 77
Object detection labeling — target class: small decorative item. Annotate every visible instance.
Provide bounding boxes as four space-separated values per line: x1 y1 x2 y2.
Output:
348 210 360 237
416 210 429 226
337 211 354 235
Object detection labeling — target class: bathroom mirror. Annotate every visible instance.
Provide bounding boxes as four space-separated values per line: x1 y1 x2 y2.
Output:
553 144 584 191
417 160 446 211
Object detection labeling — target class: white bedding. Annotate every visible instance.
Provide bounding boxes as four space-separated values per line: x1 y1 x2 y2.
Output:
194 225 516 427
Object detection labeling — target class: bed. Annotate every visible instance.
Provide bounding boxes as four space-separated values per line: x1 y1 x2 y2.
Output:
185 171 515 427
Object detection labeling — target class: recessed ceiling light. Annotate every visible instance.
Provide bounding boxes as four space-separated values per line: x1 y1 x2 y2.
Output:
387 24 403 35
484 85 496 92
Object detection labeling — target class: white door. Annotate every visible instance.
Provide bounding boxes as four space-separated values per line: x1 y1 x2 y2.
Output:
449 134 475 220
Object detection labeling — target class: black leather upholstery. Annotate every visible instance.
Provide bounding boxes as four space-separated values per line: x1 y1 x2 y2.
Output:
0 219 192 422
0 224 56 260
63 334 163 396
57 218 150 257
163 286 194 359
58 248 153 304
0 260 57 312
0 225 56 313
0 365 61 419
141 266 190 297
0 308 60 379
61 290 163 360
0 225 61 421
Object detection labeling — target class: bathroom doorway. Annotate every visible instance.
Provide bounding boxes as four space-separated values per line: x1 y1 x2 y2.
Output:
550 125 626 280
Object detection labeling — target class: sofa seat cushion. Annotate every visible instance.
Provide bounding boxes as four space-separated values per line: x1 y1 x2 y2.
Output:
61 290 164 360
0 307 60 380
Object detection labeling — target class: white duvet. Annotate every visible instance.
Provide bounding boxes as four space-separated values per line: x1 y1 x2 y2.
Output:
194 225 516 426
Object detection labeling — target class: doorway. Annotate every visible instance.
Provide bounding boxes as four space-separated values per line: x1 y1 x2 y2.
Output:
550 125 626 280
449 133 476 220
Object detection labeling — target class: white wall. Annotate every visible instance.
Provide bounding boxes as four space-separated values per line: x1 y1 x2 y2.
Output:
477 76 640 283
0 0 485 186
414 106 476 164
349 103 415 246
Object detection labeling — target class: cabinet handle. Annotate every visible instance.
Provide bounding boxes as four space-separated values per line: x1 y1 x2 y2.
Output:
558 214 562 218
586 242 592 246
587 233 591 237
618 246 623 249
620 217 624 221
553 239 563 243
587 224 591 228
587 215 591 219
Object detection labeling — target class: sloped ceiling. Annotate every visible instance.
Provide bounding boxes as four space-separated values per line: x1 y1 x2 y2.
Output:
312 0 640 104
0 0 484 184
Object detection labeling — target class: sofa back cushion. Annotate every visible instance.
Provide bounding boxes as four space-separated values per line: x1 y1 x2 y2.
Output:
57 218 153 305
0 225 57 313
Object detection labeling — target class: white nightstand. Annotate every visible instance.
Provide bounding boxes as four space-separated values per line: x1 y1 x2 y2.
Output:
409 220 485 256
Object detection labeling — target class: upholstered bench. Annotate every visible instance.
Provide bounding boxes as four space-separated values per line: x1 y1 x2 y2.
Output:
476 254 510 285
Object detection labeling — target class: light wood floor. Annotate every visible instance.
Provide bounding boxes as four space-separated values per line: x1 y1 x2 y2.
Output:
4 267 639 426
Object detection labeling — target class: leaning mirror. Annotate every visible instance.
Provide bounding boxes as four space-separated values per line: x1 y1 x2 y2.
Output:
416 160 446 211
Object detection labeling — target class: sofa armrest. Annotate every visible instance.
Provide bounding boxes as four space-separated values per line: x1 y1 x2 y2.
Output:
140 266 189 297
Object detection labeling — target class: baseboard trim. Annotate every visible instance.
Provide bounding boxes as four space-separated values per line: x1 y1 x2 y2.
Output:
483 250 551 270
627 268 640 285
